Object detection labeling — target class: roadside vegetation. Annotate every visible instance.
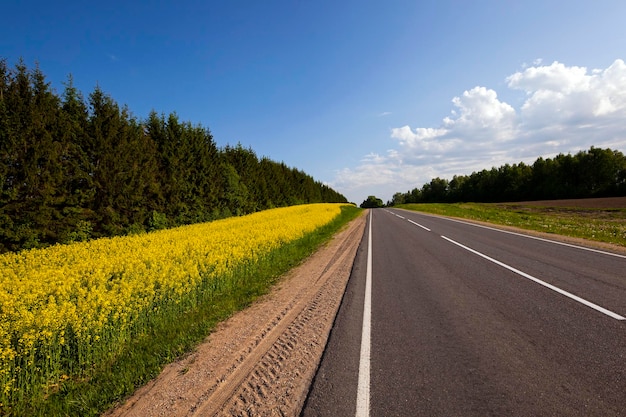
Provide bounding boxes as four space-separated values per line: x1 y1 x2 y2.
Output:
5 57 625 416
0 58 355 416
360 195 384 208
389 145 626 248
398 200 626 248
389 147 626 206
0 203 362 416
0 59 346 253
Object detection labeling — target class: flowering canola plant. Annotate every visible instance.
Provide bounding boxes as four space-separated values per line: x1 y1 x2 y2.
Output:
0 203 344 406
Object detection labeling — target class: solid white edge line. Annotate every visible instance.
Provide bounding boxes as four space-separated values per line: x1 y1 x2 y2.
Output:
433 213 626 260
356 210 373 416
441 235 626 321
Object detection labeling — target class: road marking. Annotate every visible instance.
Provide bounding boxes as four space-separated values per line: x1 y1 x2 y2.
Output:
433 213 626 260
441 235 626 320
384 209 406 220
408 219 431 232
356 210 373 417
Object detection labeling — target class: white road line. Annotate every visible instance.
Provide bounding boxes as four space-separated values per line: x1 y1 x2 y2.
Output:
437 214 626 260
356 210 373 417
441 235 626 321
384 209 405 219
408 219 431 232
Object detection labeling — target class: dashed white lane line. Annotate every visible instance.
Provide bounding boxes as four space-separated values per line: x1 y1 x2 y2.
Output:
441 235 626 321
436 213 626 260
407 219 431 232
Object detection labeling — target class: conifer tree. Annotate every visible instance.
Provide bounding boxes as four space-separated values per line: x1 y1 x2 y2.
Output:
0 60 45 249
57 74 96 241
0 59 349 252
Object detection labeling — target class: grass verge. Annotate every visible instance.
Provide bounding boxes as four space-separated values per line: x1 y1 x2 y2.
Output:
397 202 626 248
24 205 363 417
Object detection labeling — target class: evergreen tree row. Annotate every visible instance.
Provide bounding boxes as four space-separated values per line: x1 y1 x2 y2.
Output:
390 147 626 205
0 59 346 253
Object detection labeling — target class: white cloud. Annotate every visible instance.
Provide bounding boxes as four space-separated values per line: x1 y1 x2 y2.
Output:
507 59 626 124
332 59 626 203
390 126 450 150
446 86 516 130
507 61 590 94
390 86 517 158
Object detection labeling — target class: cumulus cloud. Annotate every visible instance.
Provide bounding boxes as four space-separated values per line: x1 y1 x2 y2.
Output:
390 126 450 150
507 59 626 124
445 86 516 131
333 59 626 203
389 85 517 163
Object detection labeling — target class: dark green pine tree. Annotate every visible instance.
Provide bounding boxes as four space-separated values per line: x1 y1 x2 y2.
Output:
145 110 169 217
258 157 280 208
56 74 97 242
159 113 194 223
0 59 349 252
184 122 221 221
26 63 67 244
219 161 249 217
0 58 15 251
0 60 63 249
116 106 161 230
148 112 222 224
0 60 33 250
222 144 259 214
87 85 122 235
88 88 163 235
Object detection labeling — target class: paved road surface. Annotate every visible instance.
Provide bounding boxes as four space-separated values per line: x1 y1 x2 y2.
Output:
302 208 626 417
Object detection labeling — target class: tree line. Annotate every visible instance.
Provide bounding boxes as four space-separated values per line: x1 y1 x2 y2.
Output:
390 147 626 205
0 59 346 253
360 195 384 208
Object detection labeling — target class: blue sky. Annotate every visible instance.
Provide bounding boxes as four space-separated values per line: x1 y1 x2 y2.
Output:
3 0 626 203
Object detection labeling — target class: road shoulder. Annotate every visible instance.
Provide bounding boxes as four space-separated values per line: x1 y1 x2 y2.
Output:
104 212 367 417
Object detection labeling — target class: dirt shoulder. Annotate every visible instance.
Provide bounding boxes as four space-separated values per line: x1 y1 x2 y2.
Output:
104 211 367 417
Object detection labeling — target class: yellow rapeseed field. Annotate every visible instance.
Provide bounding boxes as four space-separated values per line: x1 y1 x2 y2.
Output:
0 203 343 405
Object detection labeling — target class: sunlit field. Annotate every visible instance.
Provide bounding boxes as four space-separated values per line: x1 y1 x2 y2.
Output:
399 198 626 248
0 203 359 415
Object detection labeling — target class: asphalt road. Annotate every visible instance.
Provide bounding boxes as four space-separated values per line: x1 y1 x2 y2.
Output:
302 208 626 417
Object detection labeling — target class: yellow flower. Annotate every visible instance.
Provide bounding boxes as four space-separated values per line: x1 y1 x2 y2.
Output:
0 204 345 401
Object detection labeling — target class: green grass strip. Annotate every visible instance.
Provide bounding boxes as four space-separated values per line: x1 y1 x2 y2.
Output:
398 203 626 248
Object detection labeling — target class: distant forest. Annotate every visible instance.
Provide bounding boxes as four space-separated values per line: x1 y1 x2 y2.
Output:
0 59 347 253
390 146 626 206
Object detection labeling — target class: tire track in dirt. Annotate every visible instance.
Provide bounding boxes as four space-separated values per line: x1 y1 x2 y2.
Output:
105 212 366 417
194 216 365 416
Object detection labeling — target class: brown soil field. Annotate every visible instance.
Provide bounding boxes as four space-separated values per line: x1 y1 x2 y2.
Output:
513 196 626 209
